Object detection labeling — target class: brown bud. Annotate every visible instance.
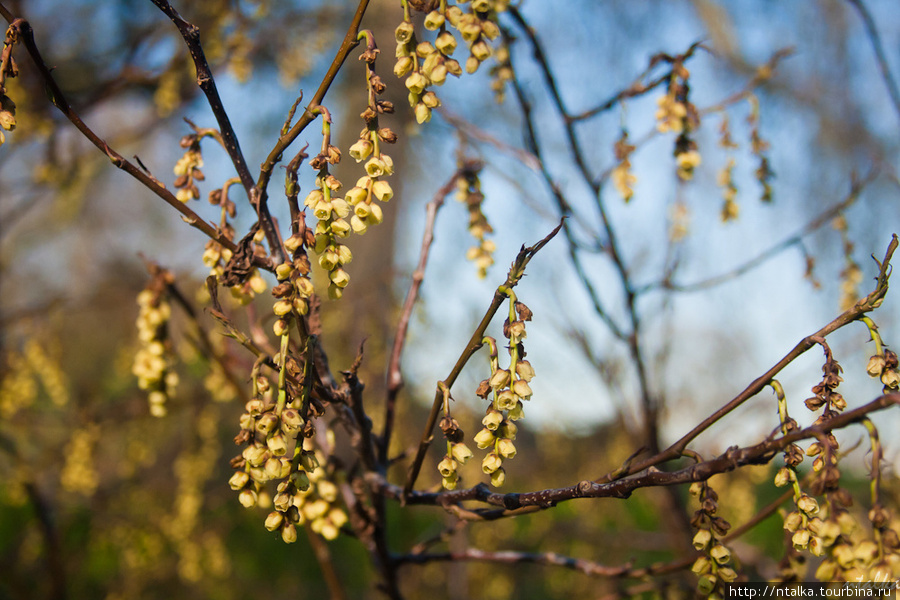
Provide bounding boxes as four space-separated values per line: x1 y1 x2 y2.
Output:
272 281 293 298
174 174 189 188
515 301 533 321
360 107 377 123
378 127 398 144
475 379 491 398
377 100 394 114
370 75 386 94
326 145 342 164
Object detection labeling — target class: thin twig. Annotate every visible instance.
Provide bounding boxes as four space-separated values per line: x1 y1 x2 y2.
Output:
381 171 459 465
397 547 631 578
643 170 876 294
845 0 900 124
376 391 900 513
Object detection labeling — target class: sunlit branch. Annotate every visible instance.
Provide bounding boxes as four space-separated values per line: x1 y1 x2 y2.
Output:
614 235 896 479
402 222 563 498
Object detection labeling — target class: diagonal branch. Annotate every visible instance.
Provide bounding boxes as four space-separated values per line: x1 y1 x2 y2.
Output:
402 221 564 498
149 0 283 265
0 14 238 254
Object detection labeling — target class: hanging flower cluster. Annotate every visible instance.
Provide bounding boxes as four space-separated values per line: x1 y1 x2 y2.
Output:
394 0 507 123
173 133 206 203
470 293 534 487
689 481 737 596
304 107 354 300
229 366 348 543
747 95 774 203
455 160 495 278
655 62 700 181
436 387 474 490
133 269 178 417
612 129 637 202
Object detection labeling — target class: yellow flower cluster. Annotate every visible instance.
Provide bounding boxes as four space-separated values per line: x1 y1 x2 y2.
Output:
229 381 347 543
456 162 495 278
173 134 205 203
717 158 739 222
470 297 534 487
612 130 637 202
656 65 702 181
60 424 101 496
305 125 355 300
133 285 178 417
488 42 513 104
436 399 475 490
689 481 738 596
394 0 506 123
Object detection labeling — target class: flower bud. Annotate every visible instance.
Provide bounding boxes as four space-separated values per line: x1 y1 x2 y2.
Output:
482 452 502 474
300 450 319 472
797 494 819 516
349 138 374 162
489 368 510 389
276 263 293 281
438 456 458 477
866 354 886 377
435 31 457 56
471 40 492 61
881 368 900 389
474 427 495 449
395 21 415 44
265 511 284 531
405 72 428 95
424 10 444 30
692 529 712 550
497 438 516 459
394 56 414 78
783 510 803 532
792 528 810 549
414 103 431 124
281 522 298 543
372 180 393 202
490 467 506 487
482 410 503 430
710 544 731 564
451 442 473 464
239 489 258 508
512 378 533 400
267 433 288 456
773 467 791 487
229 471 250 490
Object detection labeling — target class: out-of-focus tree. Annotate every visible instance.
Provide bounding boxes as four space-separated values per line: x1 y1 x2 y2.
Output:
1 1 899 599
